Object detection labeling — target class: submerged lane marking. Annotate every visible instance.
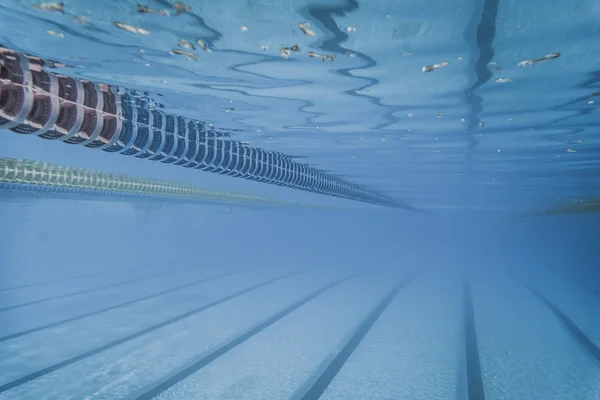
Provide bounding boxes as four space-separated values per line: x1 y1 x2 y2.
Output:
0 267 257 343
463 276 486 400
290 272 416 400
0 265 146 292
509 268 600 365
524 283 600 364
0 265 204 313
0 268 312 394
131 270 365 400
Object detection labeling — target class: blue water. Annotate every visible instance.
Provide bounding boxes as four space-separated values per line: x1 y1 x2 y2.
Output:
1 0 600 399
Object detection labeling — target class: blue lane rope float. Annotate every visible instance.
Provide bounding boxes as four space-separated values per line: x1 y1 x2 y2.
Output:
0 45 412 210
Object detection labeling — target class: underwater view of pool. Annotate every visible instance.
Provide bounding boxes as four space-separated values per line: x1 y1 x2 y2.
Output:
1 0 599 399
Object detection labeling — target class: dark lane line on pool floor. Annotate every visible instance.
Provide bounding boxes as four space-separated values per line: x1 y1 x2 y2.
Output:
0 264 151 292
288 272 416 400
508 267 600 365
523 283 600 364
130 269 367 400
0 265 205 313
0 268 313 394
0 267 258 343
462 276 486 400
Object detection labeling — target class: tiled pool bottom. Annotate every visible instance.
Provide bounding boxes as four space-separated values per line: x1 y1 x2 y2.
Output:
0 259 599 400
